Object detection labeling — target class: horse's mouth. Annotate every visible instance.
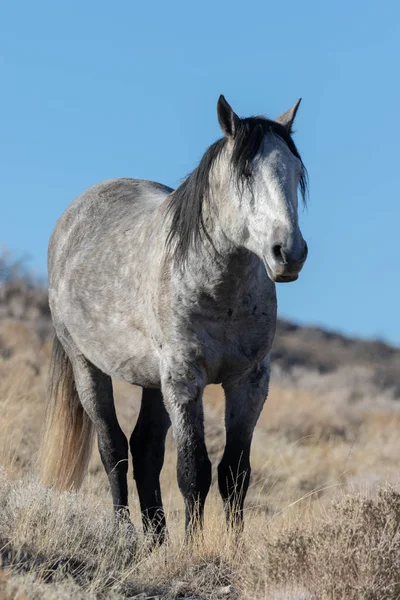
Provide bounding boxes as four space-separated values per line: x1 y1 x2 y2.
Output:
263 257 299 283
272 273 299 283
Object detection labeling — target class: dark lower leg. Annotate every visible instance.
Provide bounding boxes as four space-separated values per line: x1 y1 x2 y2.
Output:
130 388 170 543
98 425 129 516
220 361 270 530
218 439 251 528
177 439 212 535
98 428 136 550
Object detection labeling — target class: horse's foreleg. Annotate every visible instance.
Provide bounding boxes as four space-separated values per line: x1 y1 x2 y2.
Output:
161 366 211 537
219 357 270 529
130 387 170 545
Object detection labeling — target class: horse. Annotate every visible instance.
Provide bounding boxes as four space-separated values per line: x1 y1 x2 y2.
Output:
40 95 308 545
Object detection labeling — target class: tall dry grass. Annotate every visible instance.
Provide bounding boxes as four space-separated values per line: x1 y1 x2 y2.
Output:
1 318 400 598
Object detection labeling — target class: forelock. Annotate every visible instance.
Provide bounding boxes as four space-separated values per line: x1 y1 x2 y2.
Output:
230 116 308 203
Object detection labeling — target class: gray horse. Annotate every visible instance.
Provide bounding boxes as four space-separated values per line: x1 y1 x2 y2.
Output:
40 96 308 544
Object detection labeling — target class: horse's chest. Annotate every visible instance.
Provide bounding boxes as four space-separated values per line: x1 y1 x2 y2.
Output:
193 292 277 382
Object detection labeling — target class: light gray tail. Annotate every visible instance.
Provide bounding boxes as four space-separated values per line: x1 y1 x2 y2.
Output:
39 334 94 490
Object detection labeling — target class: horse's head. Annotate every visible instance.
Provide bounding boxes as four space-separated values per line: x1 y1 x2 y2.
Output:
217 95 308 283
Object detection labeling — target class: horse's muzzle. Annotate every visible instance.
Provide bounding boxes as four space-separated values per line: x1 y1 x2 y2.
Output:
263 242 308 283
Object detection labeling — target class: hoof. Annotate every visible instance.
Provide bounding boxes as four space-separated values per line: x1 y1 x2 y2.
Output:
115 510 138 555
143 528 168 552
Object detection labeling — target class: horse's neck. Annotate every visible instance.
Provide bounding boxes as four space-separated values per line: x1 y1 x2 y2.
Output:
183 232 262 304
164 173 264 301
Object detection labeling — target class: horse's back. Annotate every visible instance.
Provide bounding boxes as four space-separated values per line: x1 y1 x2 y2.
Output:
48 178 172 279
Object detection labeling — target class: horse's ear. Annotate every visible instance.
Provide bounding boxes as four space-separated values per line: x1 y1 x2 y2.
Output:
276 98 302 133
217 95 240 138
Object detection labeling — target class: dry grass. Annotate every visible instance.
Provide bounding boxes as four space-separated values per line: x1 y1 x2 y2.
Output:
2 318 400 598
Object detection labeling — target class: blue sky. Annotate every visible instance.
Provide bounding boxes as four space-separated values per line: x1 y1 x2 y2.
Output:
1 1 399 344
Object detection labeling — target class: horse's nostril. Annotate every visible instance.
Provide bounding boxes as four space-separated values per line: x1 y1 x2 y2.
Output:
272 244 286 264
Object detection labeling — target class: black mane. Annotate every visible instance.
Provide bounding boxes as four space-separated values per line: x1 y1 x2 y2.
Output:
165 116 308 264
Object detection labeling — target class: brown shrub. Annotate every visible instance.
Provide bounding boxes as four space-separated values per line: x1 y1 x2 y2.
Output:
263 487 400 599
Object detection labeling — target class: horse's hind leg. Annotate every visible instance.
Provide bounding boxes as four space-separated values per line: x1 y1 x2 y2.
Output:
70 354 133 533
130 388 170 545
219 358 270 529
